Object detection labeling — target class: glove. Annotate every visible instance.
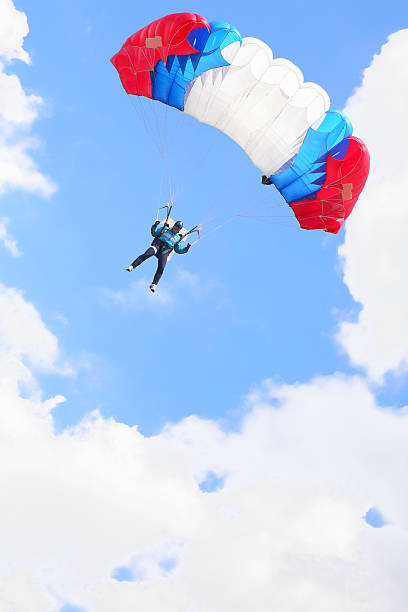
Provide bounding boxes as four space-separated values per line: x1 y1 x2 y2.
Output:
186 243 191 252
153 220 160 226
164 222 169 228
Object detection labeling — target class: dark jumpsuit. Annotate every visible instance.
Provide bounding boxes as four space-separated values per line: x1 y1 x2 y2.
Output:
131 223 189 285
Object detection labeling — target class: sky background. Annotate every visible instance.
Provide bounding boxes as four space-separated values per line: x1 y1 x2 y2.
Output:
1 1 408 611
2 0 407 434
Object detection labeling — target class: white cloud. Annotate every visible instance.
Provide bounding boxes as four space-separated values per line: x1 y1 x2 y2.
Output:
0 282 71 375
105 278 173 307
105 269 220 311
0 0 56 198
53 312 69 325
1 334 408 611
0 135 56 196
0 0 30 64
1 275 408 612
0 263 405 612
337 30 408 381
176 267 221 301
0 216 21 256
0 71 42 124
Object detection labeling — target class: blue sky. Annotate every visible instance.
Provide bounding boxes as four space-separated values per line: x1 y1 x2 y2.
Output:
2 0 406 436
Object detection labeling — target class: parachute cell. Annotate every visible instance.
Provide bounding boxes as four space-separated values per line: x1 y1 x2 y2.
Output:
110 13 210 99
289 137 370 233
271 110 353 202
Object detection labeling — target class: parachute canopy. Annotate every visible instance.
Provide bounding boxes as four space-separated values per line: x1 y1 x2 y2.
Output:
111 12 369 234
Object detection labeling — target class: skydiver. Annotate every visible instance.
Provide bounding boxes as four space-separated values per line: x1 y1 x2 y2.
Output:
125 220 191 293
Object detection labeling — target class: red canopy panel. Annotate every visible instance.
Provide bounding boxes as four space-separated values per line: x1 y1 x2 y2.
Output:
289 137 370 234
111 13 210 99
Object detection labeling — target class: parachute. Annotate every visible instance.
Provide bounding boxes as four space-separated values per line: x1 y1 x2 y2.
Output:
111 12 369 234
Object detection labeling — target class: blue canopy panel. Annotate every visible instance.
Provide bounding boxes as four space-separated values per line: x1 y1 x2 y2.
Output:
151 21 242 111
270 110 353 203
325 136 351 162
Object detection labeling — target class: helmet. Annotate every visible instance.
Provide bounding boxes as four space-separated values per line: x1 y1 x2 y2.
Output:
174 220 183 229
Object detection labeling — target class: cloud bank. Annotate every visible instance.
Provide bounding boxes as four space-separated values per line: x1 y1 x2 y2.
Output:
0 0 56 198
1 315 408 611
0 0 30 64
337 30 408 381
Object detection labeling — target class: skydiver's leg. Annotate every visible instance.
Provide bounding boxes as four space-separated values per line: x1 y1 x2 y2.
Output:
152 250 169 286
129 246 157 269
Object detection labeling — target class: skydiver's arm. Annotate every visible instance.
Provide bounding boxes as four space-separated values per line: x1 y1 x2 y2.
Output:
174 241 191 254
151 222 162 237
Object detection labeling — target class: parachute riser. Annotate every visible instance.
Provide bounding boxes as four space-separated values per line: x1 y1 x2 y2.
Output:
156 204 171 221
159 203 173 235
183 225 200 241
